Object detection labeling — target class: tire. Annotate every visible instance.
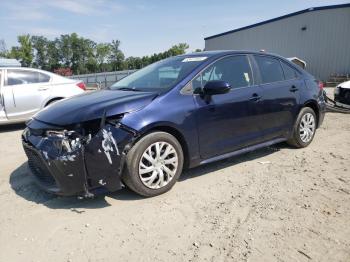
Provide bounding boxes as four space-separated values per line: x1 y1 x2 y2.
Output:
287 107 317 148
122 131 184 197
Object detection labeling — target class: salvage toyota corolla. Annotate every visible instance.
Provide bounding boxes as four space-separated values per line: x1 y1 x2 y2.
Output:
22 51 326 197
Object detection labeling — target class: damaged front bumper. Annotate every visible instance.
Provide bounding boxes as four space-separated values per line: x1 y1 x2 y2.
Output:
22 119 137 197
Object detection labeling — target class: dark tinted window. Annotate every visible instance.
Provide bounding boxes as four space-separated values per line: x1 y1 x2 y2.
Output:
255 56 284 84
281 61 297 80
6 70 50 86
193 55 253 90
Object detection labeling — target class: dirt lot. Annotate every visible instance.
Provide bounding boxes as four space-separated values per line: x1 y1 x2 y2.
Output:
0 111 349 262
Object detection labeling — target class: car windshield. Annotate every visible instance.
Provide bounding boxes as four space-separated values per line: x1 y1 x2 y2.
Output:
110 56 207 92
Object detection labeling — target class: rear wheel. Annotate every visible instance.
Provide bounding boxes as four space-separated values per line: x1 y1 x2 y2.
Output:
122 131 184 197
287 107 317 148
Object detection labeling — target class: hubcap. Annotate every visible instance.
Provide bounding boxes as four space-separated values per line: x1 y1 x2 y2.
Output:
299 113 315 143
138 142 178 189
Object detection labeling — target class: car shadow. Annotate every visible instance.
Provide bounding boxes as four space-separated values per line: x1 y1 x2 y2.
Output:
9 163 144 210
9 143 288 210
0 123 26 133
179 144 285 182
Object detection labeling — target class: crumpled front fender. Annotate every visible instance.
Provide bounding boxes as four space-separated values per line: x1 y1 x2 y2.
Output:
23 121 137 196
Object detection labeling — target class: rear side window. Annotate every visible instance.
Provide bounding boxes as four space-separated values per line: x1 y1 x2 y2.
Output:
281 61 298 80
39 72 50 83
193 55 253 90
255 56 284 84
6 70 50 86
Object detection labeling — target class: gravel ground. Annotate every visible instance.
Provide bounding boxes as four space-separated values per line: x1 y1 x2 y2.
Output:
0 111 349 262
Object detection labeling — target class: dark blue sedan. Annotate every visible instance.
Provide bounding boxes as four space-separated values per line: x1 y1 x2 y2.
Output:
22 51 326 197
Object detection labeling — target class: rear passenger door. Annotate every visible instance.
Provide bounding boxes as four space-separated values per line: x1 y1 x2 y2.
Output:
253 55 301 140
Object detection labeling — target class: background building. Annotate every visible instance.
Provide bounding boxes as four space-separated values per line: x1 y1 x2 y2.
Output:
204 3 350 81
0 58 21 67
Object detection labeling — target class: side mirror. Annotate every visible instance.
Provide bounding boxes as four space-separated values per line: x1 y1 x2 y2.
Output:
203 80 231 96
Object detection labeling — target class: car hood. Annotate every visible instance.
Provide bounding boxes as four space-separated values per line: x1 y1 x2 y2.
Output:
34 90 158 126
337 80 350 89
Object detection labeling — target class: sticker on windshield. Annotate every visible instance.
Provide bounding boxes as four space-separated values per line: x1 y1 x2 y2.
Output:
182 57 207 62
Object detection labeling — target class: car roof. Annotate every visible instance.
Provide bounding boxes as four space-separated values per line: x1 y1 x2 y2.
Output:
0 67 59 76
0 67 46 71
179 50 287 60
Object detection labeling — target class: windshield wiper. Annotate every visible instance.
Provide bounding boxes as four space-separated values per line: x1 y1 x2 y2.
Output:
117 87 142 92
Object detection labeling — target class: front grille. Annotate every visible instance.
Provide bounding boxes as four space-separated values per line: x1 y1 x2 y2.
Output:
23 142 56 187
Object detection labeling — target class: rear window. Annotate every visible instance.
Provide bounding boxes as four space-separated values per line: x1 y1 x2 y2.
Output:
281 61 298 80
255 56 284 84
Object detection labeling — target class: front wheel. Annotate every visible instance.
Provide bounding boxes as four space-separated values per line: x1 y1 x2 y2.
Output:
287 107 317 148
122 131 184 197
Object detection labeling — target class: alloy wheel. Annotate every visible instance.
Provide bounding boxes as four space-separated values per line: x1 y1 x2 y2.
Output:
299 113 315 143
138 141 178 189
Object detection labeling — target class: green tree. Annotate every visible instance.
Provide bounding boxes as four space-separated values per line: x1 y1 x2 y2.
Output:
168 43 189 56
10 35 33 67
96 43 111 72
32 36 49 69
109 40 125 71
47 39 60 71
0 39 8 57
1 32 191 74
58 34 73 68
57 33 96 74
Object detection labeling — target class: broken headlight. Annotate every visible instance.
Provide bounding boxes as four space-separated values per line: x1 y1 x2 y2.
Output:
46 130 91 153
44 114 124 153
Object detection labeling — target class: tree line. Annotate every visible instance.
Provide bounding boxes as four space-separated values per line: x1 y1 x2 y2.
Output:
0 33 198 75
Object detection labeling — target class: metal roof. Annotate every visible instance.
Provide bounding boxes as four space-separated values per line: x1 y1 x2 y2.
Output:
204 3 350 40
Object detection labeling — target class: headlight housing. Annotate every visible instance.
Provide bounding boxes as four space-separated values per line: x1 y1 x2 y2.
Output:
334 87 340 95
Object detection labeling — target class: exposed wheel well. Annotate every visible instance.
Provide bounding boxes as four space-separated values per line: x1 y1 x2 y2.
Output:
143 126 190 169
45 97 63 107
303 101 319 127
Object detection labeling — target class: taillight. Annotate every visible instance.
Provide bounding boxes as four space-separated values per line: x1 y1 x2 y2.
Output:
317 81 324 90
76 82 86 91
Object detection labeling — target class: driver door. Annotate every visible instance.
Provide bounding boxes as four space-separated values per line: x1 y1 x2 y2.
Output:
193 55 265 159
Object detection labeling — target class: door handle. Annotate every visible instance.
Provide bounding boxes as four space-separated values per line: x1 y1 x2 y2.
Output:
37 87 49 91
249 93 261 102
289 85 299 92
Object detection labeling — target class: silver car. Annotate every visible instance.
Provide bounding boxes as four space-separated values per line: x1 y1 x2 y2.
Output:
0 67 85 124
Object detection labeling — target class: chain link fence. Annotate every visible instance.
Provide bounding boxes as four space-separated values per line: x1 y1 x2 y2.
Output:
69 70 137 90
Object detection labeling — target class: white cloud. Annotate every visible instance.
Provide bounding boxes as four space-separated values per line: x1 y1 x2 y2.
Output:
1 1 50 21
10 25 69 37
1 0 124 21
28 27 68 37
47 0 124 15
8 10 50 21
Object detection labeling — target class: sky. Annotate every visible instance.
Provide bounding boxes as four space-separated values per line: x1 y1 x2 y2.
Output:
0 0 349 57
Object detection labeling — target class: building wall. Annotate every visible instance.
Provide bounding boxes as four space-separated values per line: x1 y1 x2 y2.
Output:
205 7 350 81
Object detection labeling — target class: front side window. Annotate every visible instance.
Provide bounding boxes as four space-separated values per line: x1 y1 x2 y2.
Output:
192 55 253 91
110 56 206 92
6 70 50 86
254 56 284 84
